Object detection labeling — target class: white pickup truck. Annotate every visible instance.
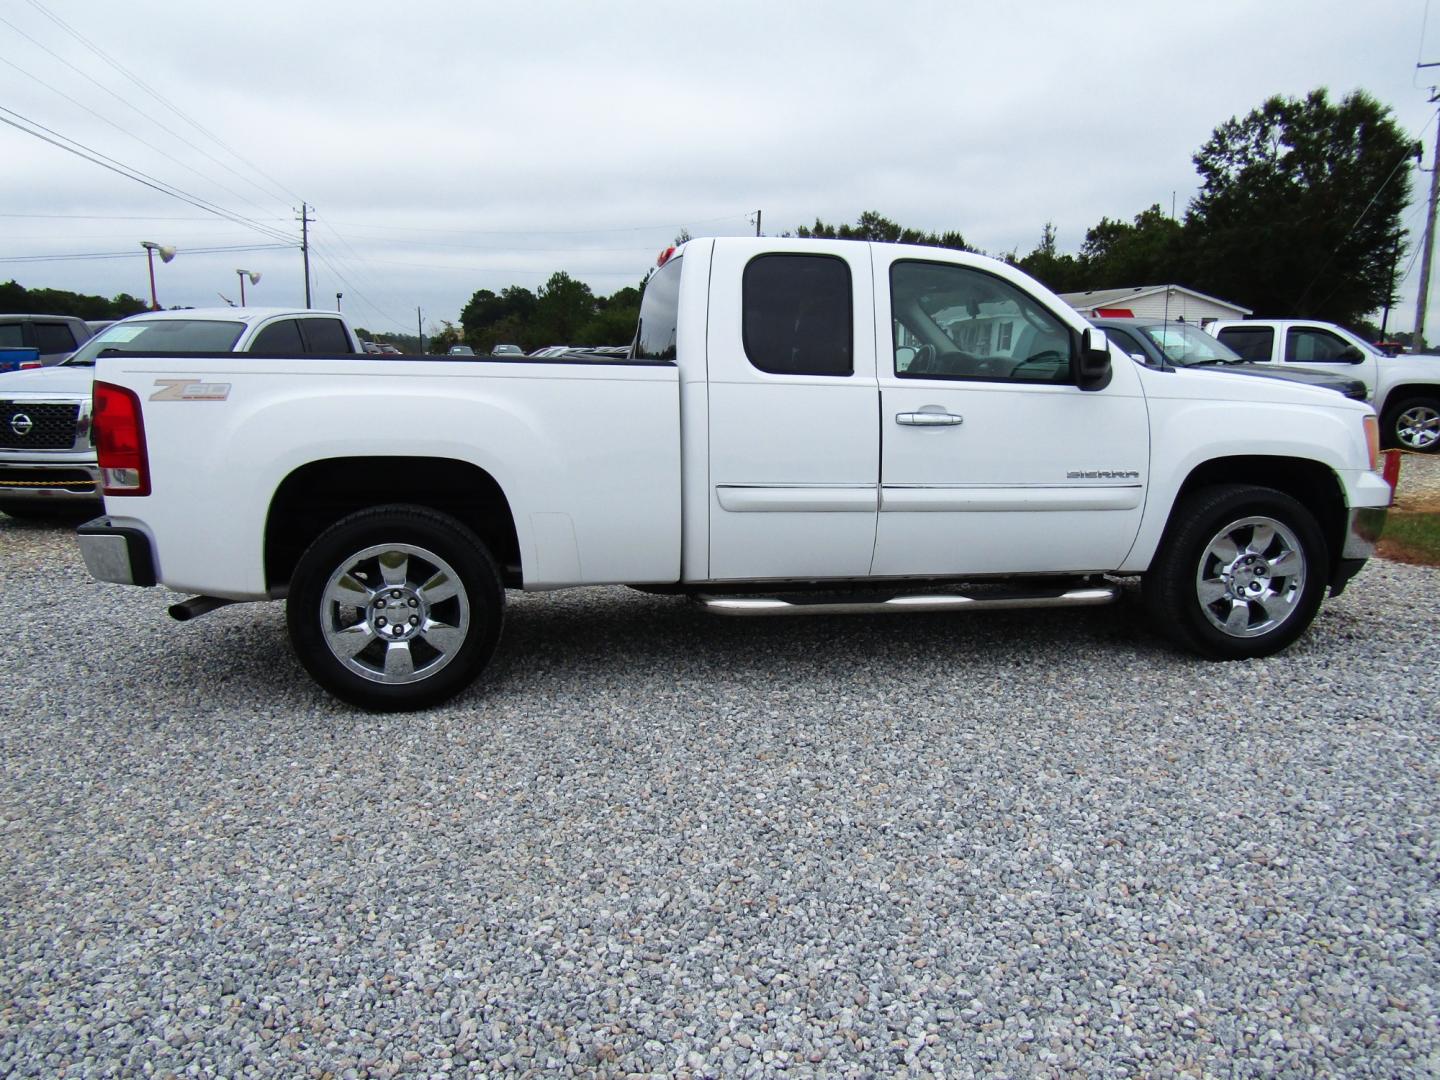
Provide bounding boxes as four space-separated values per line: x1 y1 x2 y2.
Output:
77 239 1391 710
1207 318 1440 454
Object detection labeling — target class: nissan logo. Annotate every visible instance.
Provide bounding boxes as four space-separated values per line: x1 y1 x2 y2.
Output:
9 413 32 437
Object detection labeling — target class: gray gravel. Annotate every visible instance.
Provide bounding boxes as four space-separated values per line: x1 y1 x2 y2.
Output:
1 515 1437 1078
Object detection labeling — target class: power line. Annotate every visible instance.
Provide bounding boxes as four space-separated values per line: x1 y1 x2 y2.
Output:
321 212 753 237
0 242 294 263
0 105 295 244
309 246 407 331
0 21 283 220
23 0 305 208
0 212 282 221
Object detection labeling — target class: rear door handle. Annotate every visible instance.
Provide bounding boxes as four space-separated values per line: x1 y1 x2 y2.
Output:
895 411 964 427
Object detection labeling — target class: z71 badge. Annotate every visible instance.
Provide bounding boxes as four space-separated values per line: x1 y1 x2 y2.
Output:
150 379 232 402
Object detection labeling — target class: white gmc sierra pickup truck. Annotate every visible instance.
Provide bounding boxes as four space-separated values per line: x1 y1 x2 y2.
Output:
78 239 1391 710
1207 318 1440 454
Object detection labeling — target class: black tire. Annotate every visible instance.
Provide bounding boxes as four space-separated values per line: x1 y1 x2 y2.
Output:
286 505 504 711
1381 395 1440 453
1143 484 1328 660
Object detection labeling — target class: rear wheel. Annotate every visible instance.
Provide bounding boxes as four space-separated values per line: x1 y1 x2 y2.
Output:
1382 395 1440 453
286 505 504 710
1143 485 1328 659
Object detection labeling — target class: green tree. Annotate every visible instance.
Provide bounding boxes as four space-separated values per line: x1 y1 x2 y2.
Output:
533 272 596 346
1185 88 1416 323
1013 222 1084 293
460 285 537 349
0 280 149 320
1079 204 1189 289
795 211 971 251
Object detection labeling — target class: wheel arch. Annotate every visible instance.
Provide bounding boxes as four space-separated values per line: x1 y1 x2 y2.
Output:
265 456 521 595
1166 456 1347 576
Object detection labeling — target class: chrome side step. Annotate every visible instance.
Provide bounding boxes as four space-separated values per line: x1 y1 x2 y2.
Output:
693 583 1119 617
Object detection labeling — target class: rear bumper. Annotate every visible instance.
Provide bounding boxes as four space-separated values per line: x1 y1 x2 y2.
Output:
77 517 156 587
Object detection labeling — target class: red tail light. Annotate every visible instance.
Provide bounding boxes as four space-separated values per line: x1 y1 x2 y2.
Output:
93 381 150 496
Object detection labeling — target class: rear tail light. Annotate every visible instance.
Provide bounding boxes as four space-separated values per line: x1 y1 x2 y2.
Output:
93 381 150 496
19 360 40 370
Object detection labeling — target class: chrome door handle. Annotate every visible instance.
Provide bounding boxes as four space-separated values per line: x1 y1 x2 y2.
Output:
895 411 963 427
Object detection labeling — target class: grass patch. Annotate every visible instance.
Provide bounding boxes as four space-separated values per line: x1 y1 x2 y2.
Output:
1377 510 1440 567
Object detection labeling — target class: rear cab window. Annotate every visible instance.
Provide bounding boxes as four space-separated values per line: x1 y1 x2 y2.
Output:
300 318 353 353
34 323 78 354
250 319 305 355
633 256 683 361
1215 326 1273 361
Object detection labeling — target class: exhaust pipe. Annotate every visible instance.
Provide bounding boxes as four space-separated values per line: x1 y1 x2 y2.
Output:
168 595 237 622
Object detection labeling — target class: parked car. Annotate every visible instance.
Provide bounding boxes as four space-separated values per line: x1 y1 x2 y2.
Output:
0 314 94 367
447 345 476 356
0 307 363 519
491 344 525 357
1207 318 1440 453
77 238 1388 710
360 340 383 355
1090 317 1367 400
377 343 402 356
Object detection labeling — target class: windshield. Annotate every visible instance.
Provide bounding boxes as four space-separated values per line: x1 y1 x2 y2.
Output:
65 319 246 366
1339 329 1386 357
1138 323 1244 366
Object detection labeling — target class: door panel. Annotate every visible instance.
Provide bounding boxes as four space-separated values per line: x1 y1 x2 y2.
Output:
705 241 879 581
872 252 1149 577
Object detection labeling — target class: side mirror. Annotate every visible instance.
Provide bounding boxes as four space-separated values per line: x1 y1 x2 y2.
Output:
895 345 916 371
1076 328 1113 391
1341 345 1365 364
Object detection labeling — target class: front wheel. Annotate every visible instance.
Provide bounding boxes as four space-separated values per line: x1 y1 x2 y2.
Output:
1382 395 1440 453
286 506 504 710
1143 485 1328 660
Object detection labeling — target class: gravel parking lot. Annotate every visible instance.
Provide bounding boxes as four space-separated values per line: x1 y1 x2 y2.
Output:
1 507 1437 1078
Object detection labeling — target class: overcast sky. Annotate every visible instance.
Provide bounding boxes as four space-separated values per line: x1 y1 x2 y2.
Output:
2 0 1437 338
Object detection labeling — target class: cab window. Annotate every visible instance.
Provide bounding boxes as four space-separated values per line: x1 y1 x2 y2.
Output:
742 254 852 376
1286 327 1353 363
891 260 1071 383
301 318 352 353
251 319 305 355
34 323 78 354
1216 326 1273 361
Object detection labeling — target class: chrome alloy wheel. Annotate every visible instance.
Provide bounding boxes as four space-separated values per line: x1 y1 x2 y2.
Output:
1395 403 1440 451
1194 515 1306 639
319 542 470 684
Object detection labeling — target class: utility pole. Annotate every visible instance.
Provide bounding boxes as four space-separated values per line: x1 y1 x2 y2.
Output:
1413 80 1440 348
754 210 762 237
417 307 424 354
297 202 314 309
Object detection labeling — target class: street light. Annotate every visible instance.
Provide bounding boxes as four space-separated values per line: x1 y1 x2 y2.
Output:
336 292 343 312
236 269 261 306
140 241 176 310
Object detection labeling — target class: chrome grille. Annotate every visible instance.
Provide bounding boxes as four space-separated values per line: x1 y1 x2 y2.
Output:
0 401 80 450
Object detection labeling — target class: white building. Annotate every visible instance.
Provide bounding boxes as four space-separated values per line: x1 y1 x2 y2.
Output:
1058 285 1251 325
